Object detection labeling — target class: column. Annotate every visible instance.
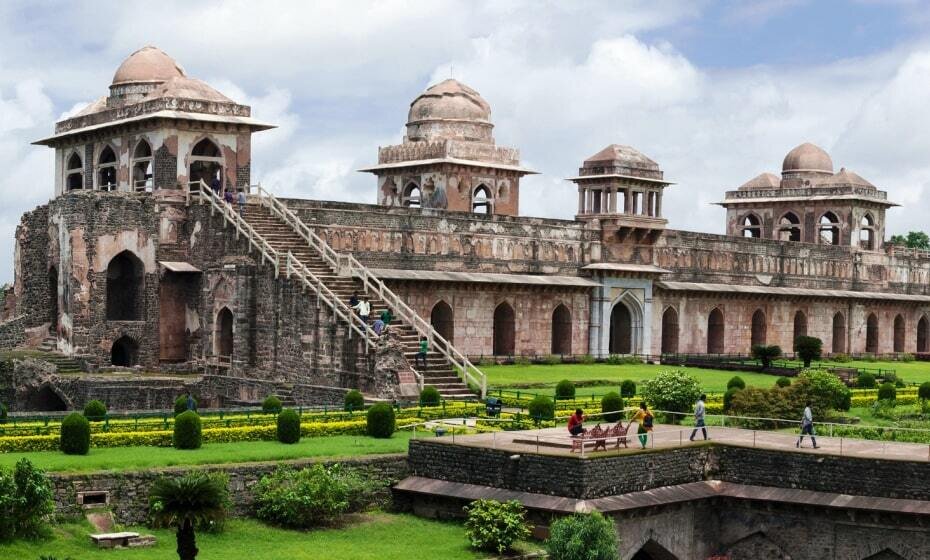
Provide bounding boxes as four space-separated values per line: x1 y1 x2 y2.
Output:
624 190 632 215
609 187 617 213
656 191 663 218
578 188 585 214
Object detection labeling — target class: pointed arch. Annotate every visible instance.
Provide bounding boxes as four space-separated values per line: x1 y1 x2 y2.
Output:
111 335 139 367
819 211 841 245
106 250 144 321
430 300 454 344
402 181 421 208
751 309 767 347
472 184 493 214
132 138 154 192
493 302 515 356
918 315 929 353
215 307 234 358
609 293 643 355
793 310 807 347
741 213 761 238
661 306 679 354
894 313 905 353
707 308 725 354
630 538 680 560
192 138 221 157
189 137 223 190
866 312 879 354
832 312 847 354
66 151 84 190
551 304 572 355
860 213 876 250
778 211 801 242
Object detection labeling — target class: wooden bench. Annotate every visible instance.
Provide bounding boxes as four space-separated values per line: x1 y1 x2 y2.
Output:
570 422 630 453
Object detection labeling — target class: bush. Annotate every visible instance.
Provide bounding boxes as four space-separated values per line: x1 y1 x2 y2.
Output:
878 382 897 402
579 354 596 365
723 388 740 413
174 394 197 415
344 390 365 411
253 465 349 528
751 344 782 368
798 369 852 412
528 395 555 422
59 413 90 455
857 372 876 389
606 355 642 365
882 372 900 385
0 459 54 540
262 395 283 415
727 376 746 391
832 353 851 363
640 370 701 417
601 392 624 423
919 382 930 402
870 398 898 419
366 403 395 438
463 499 530 554
795 336 823 367
0 403 7 424
514 356 531 366
620 379 636 398
419 386 441 407
173 411 202 450
900 352 915 363
276 409 301 444
547 512 617 560
543 354 562 365
775 377 792 388
83 400 107 421
555 379 575 400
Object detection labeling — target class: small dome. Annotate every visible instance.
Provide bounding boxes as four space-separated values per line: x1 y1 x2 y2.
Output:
112 46 186 85
738 172 780 190
825 167 874 187
584 144 659 171
149 77 232 104
407 79 491 124
782 142 833 175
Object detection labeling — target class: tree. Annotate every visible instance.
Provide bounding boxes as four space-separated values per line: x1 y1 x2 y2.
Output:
751 344 782 369
149 472 229 560
547 512 618 560
890 231 930 250
794 336 822 368
640 370 702 423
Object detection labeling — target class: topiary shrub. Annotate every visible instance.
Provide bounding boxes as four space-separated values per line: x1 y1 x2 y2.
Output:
528 395 555 423
877 382 897 402
83 400 107 422
620 379 636 398
262 395 283 415
795 335 823 368
601 392 624 423
856 372 876 389
419 385 441 407
547 511 617 560
276 409 301 444
173 410 202 450
174 394 197 416
555 379 575 400
253 464 349 528
344 390 365 412
366 403 395 438
463 499 530 554
775 376 791 388
723 387 740 413
59 413 90 455
640 370 702 422
727 376 746 391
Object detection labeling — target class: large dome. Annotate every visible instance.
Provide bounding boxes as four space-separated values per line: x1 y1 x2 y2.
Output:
407 79 491 124
112 46 186 85
782 142 833 175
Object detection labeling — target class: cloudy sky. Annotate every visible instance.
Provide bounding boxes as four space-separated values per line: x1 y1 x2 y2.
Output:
1 0 929 283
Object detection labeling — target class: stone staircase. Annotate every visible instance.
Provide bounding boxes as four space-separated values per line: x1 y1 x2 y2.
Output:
242 205 475 400
35 336 84 375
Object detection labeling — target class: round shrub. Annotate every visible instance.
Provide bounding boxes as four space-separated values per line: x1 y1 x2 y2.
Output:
262 395 283 414
919 382 930 402
419 385 441 407
173 410 202 450
464 499 530 554
600 392 624 423
276 408 301 444
723 387 740 413
547 511 617 560
856 372 876 389
775 376 791 388
60 412 90 455
555 379 575 400
798 369 852 412
174 394 197 415
620 379 636 398
83 400 107 421
877 382 897 402
366 403 395 438
640 370 702 417
344 389 365 412
727 376 746 391
528 395 555 422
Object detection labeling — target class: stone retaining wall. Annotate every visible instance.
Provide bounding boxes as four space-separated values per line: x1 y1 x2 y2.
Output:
0 316 27 351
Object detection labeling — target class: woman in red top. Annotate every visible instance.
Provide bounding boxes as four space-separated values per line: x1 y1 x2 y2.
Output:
567 409 586 436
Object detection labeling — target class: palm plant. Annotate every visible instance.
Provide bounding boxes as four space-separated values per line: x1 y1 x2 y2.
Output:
149 472 229 560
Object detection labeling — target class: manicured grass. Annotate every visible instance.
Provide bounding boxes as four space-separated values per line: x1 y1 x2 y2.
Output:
0 433 414 473
1 514 493 560
816 360 930 383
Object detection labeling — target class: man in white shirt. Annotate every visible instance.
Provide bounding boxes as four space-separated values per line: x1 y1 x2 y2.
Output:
796 401 818 449
689 394 708 441
353 298 371 325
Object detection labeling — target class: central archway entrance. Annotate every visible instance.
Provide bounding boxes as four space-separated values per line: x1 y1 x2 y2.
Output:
551 304 572 355
430 301 454 343
493 302 515 356
610 304 632 354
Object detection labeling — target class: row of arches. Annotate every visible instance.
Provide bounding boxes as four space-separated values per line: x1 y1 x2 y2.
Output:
740 211 876 248
402 181 497 214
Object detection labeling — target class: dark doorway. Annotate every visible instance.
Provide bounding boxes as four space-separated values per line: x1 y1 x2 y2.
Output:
551 304 572 355
106 251 144 321
111 336 139 367
630 539 679 560
216 308 234 358
609 303 632 354
918 316 929 353
430 301 454 344
866 313 879 354
893 314 905 353
23 385 68 412
793 310 807 348
833 312 847 354
661 307 679 354
707 308 725 354
48 267 58 331
493 302 515 356
751 309 767 347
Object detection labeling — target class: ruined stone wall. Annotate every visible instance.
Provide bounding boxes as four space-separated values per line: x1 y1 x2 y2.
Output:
13 204 51 329
0 316 27 351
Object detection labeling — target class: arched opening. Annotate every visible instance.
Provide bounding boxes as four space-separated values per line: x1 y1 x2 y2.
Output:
751 309 767 347
66 152 83 190
862 550 907 560
493 302 515 356
707 308 725 354
111 335 139 367
23 385 68 412
402 182 421 208
189 138 223 191
832 312 846 354
918 315 929 353
778 212 801 242
216 307 234 358
132 139 153 192
630 539 680 560
472 184 492 214
860 214 875 250
661 307 679 354
48 267 58 331
819 211 841 245
97 145 117 191
741 214 761 238
609 303 633 354
893 314 905 353
551 304 572 355
106 251 144 321
793 310 807 348
866 312 879 354
430 301 454 344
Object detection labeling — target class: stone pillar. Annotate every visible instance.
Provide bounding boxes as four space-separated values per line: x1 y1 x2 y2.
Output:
624 190 632 215
656 191 663 218
609 187 617 213
578 188 585 214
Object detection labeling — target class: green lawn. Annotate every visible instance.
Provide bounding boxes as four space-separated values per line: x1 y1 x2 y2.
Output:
815 360 930 383
1 514 495 560
0 433 413 473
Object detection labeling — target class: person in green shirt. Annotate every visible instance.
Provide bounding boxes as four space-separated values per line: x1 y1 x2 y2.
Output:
380 308 394 327
416 337 428 368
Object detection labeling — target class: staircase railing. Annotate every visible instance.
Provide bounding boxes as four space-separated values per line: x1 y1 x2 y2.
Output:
253 185 487 398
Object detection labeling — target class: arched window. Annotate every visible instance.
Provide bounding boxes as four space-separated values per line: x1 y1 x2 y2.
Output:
866 312 879 354
661 307 679 354
832 312 846 354
609 303 633 354
106 251 144 321
66 152 84 191
918 315 929 353
551 304 572 355
189 138 223 191
893 314 905 353
860 214 875 250
819 212 841 245
492 302 515 356
741 214 761 238
793 310 807 347
192 138 221 157
472 184 492 214
132 139 153 192
778 212 801 242
707 308 725 354
215 307 234 358
402 182 421 208
751 309 767 347
111 335 139 367
96 145 118 191
430 301 454 344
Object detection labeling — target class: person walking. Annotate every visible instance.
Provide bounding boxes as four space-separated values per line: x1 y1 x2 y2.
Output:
689 394 709 441
373 317 385 336
631 401 654 449
416 336 428 368
353 298 371 325
224 188 234 205
237 190 246 214
797 401 818 448
379 308 393 327
185 391 196 412
349 292 360 310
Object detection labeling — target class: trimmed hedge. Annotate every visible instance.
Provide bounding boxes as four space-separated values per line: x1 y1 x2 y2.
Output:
276 409 301 444
174 395 197 415
366 403 396 439
555 380 575 400
419 386 441 407
262 395 283 415
83 400 107 421
727 376 746 391
877 382 897 401
600 392 624 423
173 411 202 450
528 395 555 422
59 413 90 455
344 390 365 411
620 380 636 399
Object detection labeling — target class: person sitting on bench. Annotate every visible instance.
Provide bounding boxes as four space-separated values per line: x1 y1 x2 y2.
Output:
567 408 586 436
